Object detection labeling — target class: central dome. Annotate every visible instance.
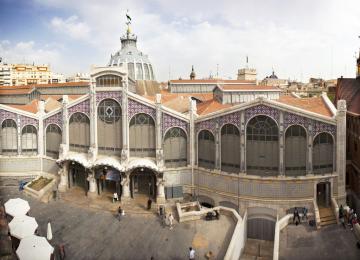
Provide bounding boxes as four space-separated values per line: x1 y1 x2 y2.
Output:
108 28 155 81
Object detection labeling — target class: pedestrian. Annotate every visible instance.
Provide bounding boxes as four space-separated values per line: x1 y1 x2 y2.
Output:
339 204 346 229
293 207 300 225
348 208 354 225
168 213 174 230
113 192 119 203
189 247 195 260
302 207 308 221
147 198 152 210
59 244 65 260
117 206 122 221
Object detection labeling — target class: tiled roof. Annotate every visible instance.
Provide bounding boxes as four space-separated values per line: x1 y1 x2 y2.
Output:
276 95 333 117
169 79 256 84
20 82 89 88
218 84 280 91
40 95 83 102
196 100 233 115
0 87 34 95
335 78 360 115
8 99 39 114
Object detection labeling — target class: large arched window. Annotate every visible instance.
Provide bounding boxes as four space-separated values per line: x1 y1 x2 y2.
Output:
1 119 18 155
164 127 187 168
46 124 62 159
198 130 215 169
21 125 37 155
313 132 333 174
96 75 122 87
246 115 279 176
285 125 307 176
221 124 240 173
97 99 122 155
129 113 155 157
69 113 90 153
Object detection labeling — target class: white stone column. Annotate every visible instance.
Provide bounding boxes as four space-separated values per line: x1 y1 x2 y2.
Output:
88 81 97 161
189 99 197 192
121 79 129 163
240 111 246 173
37 101 45 157
121 174 131 199
17 115 21 155
215 122 221 170
59 95 69 158
155 94 164 168
307 125 313 175
336 100 347 205
156 177 166 204
58 161 69 192
279 111 285 176
88 171 97 194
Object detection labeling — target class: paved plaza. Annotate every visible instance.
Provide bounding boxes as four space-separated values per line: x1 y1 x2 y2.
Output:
0 186 234 260
280 222 360 260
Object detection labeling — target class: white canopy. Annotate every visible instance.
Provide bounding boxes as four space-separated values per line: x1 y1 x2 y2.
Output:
16 235 54 260
127 158 158 172
4 198 30 217
9 215 38 240
57 152 91 168
92 156 125 172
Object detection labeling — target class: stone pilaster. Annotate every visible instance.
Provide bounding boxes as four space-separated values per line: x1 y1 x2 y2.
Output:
155 94 164 168
59 95 69 159
88 81 97 161
215 122 221 170
336 100 347 204
189 99 197 193
37 101 45 156
88 170 97 194
121 79 129 163
306 124 313 175
279 111 285 176
121 174 131 199
240 111 246 173
17 115 21 155
58 161 69 192
156 177 166 204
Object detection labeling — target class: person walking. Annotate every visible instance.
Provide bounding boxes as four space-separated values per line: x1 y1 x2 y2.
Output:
302 207 308 221
59 244 65 260
189 247 195 260
168 213 174 230
113 192 119 203
339 204 346 229
293 207 300 225
117 206 123 221
147 198 152 210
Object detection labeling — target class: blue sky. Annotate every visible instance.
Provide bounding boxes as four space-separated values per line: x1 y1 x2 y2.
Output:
0 0 360 81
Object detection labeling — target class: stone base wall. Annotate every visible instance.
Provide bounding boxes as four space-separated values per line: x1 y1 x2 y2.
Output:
0 156 58 175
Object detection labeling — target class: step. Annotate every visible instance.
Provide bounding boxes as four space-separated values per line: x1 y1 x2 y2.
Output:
321 219 337 226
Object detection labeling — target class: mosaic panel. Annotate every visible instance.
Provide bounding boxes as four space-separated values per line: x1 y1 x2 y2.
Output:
128 98 156 120
19 115 38 129
245 105 280 124
0 109 17 125
68 99 90 117
196 111 241 134
96 91 122 106
312 120 336 136
162 113 189 135
44 112 63 129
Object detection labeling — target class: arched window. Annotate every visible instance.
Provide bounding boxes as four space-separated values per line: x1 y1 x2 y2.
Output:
285 125 307 176
246 115 279 176
128 63 135 79
96 75 122 87
313 132 333 174
69 113 90 153
21 125 37 155
46 124 62 159
144 64 150 80
221 124 240 173
129 113 155 157
164 127 187 167
1 119 18 155
198 130 215 169
97 99 122 155
136 63 143 79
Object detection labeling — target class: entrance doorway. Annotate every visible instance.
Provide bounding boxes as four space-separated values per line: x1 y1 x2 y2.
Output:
69 162 88 192
95 167 122 197
317 182 331 208
130 168 156 198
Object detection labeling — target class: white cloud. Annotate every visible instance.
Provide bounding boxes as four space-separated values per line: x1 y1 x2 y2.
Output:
50 15 90 40
32 0 360 81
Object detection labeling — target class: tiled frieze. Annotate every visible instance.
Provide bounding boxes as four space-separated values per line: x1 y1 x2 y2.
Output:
68 99 90 117
128 98 156 120
245 105 280 124
95 91 122 106
0 109 17 125
44 112 63 129
162 113 189 136
19 115 38 129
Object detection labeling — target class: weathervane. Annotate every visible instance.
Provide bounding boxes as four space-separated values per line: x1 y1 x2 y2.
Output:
126 10 132 35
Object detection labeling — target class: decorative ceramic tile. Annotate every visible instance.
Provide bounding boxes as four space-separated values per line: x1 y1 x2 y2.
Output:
128 99 156 120
0 109 17 125
68 99 90 117
19 115 38 129
96 91 122 106
245 105 280 124
44 112 63 129
162 113 189 135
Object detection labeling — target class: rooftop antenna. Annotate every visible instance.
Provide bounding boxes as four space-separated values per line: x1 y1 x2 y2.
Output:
216 64 219 79
246 55 249 68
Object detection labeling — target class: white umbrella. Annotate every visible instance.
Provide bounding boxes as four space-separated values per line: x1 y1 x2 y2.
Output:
9 215 38 239
46 222 52 241
16 235 54 260
4 198 30 217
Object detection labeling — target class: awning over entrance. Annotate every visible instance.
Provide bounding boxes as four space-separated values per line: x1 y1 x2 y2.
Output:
57 152 91 168
92 156 124 172
127 158 158 172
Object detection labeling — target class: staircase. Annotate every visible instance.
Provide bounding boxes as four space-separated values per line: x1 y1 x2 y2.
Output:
319 207 337 227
